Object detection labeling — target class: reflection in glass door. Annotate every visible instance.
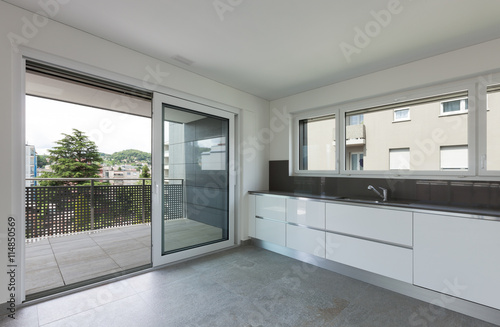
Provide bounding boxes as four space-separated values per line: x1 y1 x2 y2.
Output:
161 104 230 254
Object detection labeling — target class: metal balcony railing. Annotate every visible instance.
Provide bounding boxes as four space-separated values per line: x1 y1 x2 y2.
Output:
25 178 183 239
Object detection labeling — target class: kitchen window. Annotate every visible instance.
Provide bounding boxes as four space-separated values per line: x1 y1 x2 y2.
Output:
290 75 500 179
344 91 469 172
485 85 500 171
298 114 336 171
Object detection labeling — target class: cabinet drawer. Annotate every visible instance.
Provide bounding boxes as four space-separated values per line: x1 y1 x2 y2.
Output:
255 218 286 246
326 203 412 247
326 232 412 283
286 225 325 258
287 199 325 229
256 195 286 221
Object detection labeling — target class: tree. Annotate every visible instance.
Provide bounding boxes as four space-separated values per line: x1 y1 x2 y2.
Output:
40 129 103 185
140 165 151 178
36 154 49 168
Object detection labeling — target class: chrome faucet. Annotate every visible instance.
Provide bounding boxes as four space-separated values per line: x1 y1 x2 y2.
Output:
368 185 388 202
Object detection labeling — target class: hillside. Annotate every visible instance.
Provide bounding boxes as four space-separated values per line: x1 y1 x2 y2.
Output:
101 149 151 165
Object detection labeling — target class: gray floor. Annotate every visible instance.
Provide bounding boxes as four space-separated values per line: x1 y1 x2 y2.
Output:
4 245 498 326
25 224 152 295
164 218 223 252
26 219 223 295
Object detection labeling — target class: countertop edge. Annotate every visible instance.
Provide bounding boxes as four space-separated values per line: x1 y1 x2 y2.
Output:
248 190 500 220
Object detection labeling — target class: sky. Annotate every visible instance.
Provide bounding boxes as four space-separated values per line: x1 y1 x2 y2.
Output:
26 96 151 155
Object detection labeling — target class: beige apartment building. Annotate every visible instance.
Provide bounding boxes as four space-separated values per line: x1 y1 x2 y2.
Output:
344 91 500 172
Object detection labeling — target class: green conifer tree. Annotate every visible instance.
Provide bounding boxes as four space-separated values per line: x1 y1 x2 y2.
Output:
40 129 103 185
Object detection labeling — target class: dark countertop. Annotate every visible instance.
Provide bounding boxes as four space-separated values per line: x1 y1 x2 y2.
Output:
249 190 500 220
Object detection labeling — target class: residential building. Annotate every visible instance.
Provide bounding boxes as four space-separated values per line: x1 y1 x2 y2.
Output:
25 144 36 187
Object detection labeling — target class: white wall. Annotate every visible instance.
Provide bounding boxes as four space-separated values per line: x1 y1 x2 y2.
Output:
270 38 500 161
0 2 269 304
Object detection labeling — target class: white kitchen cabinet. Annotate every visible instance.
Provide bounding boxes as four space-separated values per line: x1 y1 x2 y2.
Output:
248 194 256 238
326 232 413 283
325 203 413 247
255 195 286 221
255 217 286 247
286 224 325 258
287 198 325 229
414 212 500 310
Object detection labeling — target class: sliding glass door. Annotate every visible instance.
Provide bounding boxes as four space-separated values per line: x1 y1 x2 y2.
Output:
152 93 234 265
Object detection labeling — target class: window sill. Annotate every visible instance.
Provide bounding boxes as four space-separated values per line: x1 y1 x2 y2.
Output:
439 111 467 117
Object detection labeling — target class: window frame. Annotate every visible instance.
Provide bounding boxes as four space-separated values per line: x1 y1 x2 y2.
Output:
292 107 340 176
393 108 410 122
479 79 500 177
440 97 468 116
389 148 410 170
291 77 480 180
350 152 364 171
440 145 468 171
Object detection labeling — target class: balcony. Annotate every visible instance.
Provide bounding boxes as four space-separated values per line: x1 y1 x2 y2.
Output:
346 124 366 146
24 178 182 297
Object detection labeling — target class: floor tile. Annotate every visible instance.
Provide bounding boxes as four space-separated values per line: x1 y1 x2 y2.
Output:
19 244 499 327
42 295 161 327
36 280 137 325
0 304 39 327
25 224 152 295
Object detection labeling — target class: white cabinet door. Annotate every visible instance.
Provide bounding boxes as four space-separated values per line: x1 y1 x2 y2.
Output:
414 213 500 310
248 194 256 238
326 203 413 247
255 195 286 221
286 225 325 258
287 199 325 229
326 232 413 283
255 218 286 247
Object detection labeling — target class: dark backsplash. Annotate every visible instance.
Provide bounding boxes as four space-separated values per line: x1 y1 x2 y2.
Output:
269 160 500 210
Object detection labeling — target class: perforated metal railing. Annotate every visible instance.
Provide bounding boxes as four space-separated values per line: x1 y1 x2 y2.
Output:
25 178 183 239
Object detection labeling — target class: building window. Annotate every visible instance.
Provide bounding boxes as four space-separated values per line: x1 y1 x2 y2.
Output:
389 148 410 170
348 114 364 125
440 98 468 115
350 153 364 170
486 85 500 170
298 115 336 171
393 108 410 122
440 145 468 170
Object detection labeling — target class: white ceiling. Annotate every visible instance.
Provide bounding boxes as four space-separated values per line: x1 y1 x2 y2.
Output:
6 0 500 100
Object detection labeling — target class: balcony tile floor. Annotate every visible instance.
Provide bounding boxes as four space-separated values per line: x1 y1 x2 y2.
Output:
2 245 498 326
25 219 224 296
25 224 152 295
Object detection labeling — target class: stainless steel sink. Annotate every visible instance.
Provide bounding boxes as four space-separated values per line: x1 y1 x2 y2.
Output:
336 197 412 206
